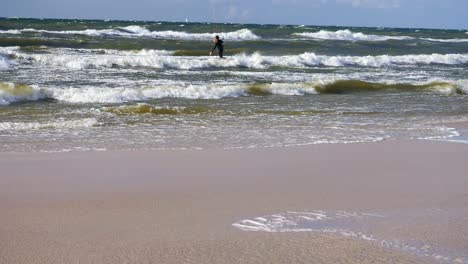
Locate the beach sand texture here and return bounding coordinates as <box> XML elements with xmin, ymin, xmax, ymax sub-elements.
<box><xmin>1</xmin><ymin>140</ymin><xmax>467</xmax><ymax>263</ymax></box>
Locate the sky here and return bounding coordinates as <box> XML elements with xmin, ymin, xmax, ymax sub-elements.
<box><xmin>1</xmin><ymin>0</ymin><xmax>467</xmax><ymax>29</ymax></box>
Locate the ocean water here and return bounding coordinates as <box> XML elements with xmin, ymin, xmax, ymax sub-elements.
<box><xmin>0</xmin><ymin>18</ymin><xmax>467</xmax><ymax>152</ymax></box>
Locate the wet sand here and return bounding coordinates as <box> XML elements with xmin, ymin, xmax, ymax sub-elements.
<box><xmin>1</xmin><ymin>140</ymin><xmax>467</xmax><ymax>263</ymax></box>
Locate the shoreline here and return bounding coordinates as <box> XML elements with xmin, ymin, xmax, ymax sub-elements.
<box><xmin>1</xmin><ymin>139</ymin><xmax>467</xmax><ymax>263</ymax></box>
<box><xmin>1</xmin><ymin>120</ymin><xmax>467</xmax><ymax>155</ymax></box>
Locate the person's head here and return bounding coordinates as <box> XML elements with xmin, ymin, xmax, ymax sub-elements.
<box><xmin>215</xmin><ymin>35</ymin><xmax>220</xmax><ymax>40</ymax></box>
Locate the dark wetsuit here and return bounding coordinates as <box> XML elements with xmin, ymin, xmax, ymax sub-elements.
<box><xmin>211</xmin><ymin>39</ymin><xmax>224</xmax><ymax>58</ymax></box>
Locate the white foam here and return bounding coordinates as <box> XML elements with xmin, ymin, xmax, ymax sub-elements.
<box><xmin>0</xmin><ymin>118</ymin><xmax>98</xmax><ymax>131</ymax></box>
<box><xmin>232</xmin><ymin>210</ymin><xmax>379</xmax><ymax>232</ymax></box>
<box><xmin>0</xmin><ymin>47</ymin><xmax>17</xmax><ymax>70</ymax></box>
<box><xmin>294</xmin><ymin>30</ymin><xmax>468</xmax><ymax>43</ymax></box>
<box><xmin>294</xmin><ymin>29</ymin><xmax>413</xmax><ymax>41</ymax></box>
<box><xmin>142</xmin><ymin>28</ymin><xmax>260</xmax><ymax>41</ymax></box>
<box><xmin>0</xmin><ymin>29</ymin><xmax>22</xmax><ymax>34</ymax></box>
<box><xmin>0</xmin><ymin>55</ymin><xmax>12</xmax><ymax>70</ymax></box>
<box><xmin>9</xmin><ymin>48</ymin><xmax>468</xmax><ymax>70</ymax></box>
<box><xmin>421</xmin><ymin>38</ymin><xmax>468</xmax><ymax>43</ymax></box>
<box><xmin>0</xmin><ymin>46</ymin><xmax>20</xmax><ymax>53</ymax></box>
<box><xmin>7</xmin><ymin>26</ymin><xmax>260</xmax><ymax>41</ymax></box>
<box><xmin>100</xmin><ymin>49</ymin><xmax>173</xmax><ymax>56</ymax></box>
<box><xmin>49</xmin><ymin>84</ymin><xmax>246</xmax><ymax>103</ymax></box>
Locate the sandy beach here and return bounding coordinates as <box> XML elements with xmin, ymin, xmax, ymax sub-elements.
<box><xmin>1</xmin><ymin>139</ymin><xmax>467</xmax><ymax>263</ymax></box>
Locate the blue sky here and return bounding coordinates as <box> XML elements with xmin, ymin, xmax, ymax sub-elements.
<box><xmin>1</xmin><ymin>0</ymin><xmax>467</xmax><ymax>29</ymax></box>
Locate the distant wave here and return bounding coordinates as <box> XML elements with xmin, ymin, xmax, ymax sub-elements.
<box><xmin>0</xmin><ymin>29</ymin><xmax>21</xmax><ymax>34</ymax></box>
<box><xmin>420</xmin><ymin>38</ymin><xmax>468</xmax><ymax>43</ymax></box>
<box><xmin>293</xmin><ymin>29</ymin><xmax>413</xmax><ymax>41</ymax></box>
<box><xmin>0</xmin><ymin>26</ymin><xmax>260</xmax><ymax>41</ymax></box>
<box><xmin>6</xmin><ymin>47</ymin><xmax>468</xmax><ymax>70</ymax></box>
<box><xmin>294</xmin><ymin>29</ymin><xmax>468</xmax><ymax>43</ymax></box>
<box><xmin>3</xmin><ymin>27</ymin><xmax>468</xmax><ymax>43</ymax></box>
<box><xmin>1</xmin><ymin>80</ymin><xmax>464</xmax><ymax>105</ymax></box>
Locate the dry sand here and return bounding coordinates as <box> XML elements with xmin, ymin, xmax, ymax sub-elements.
<box><xmin>1</xmin><ymin>140</ymin><xmax>467</xmax><ymax>263</ymax></box>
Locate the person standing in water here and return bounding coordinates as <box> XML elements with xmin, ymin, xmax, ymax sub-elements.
<box><xmin>209</xmin><ymin>35</ymin><xmax>224</xmax><ymax>58</ymax></box>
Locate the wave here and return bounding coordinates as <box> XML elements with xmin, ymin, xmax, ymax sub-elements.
<box><xmin>315</xmin><ymin>80</ymin><xmax>465</xmax><ymax>95</ymax></box>
<box><xmin>102</xmin><ymin>104</ymin><xmax>217</xmax><ymax>115</ymax></box>
<box><xmin>0</xmin><ymin>118</ymin><xmax>98</xmax><ymax>131</ymax></box>
<box><xmin>1</xmin><ymin>80</ymin><xmax>464</xmax><ymax>105</ymax></box>
<box><xmin>0</xmin><ymin>29</ymin><xmax>22</xmax><ymax>34</ymax></box>
<box><xmin>7</xmin><ymin>48</ymin><xmax>468</xmax><ymax>69</ymax></box>
<box><xmin>294</xmin><ymin>30</ymin><xmax>468</xmax><ymax>43</ymax></box>
<box><xmin>0</xmin><ymin>55</ymin><xmax>11</xmax><ymax>70</ymax></box>
<box><xmin>420</xmin><ymin>38</ymin><xmax>468</xmax><ymax>43</ymax></box>
<box><xmin>174</xmin><ymin>48</ymin><xmax>247</xmax><ymax>56</ymax></box>
<box><xmin>294</xmin><ymin>29</ymin><xmax>413</xmax><ymax>41</ymax></box>
<box><xmin>0</xmin><ymin>26</ymin><xmax>260</xmax><ymax>41</ymax></box>
<box><xmin>0</xmin><ymin>82</ymin><xmax>48</xmax><ymax>105</ymax></box>
<box><xmin>102</xmin><ymin>103</ymin><xmax>383</xmax><ymax>117</ymax></box>
<box><xmin>0</xmin><ymin>48</ymin><xmax>16</xmax><ymax>69</ymax></box>
<box><xmin>50</xmin><ymin>84</ymin><xmax>247</xmax><ymax>102</ymax></box>
<box><xmin>248</xmin><ymin>80</ymin><xmax>465</xmax><ymax>96</ymax></box>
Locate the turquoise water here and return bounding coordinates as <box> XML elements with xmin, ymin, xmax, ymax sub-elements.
<box><xmin>0</xmin><ymin>18</ymin><xmax>467</xmax><ymax>152</ymax></box>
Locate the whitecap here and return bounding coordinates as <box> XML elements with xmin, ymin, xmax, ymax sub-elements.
<box><xmin>421</xmin><ymin>38</ymin><xmax>468</xmax><ymax>43</ymax></box>
<box><xmin>294</xmin><ymin>29</ymin><xmax>413</xmax><ymax>41</ymax></box>
<box><xmin>0</xmin><ymin>29</ymin><xmax>22</xmax><ymax>34</ymax></box>
<box><xmin>6</xmin><ymin>26</ymin><xmax>261</xmax><ymax>41</ymax></box>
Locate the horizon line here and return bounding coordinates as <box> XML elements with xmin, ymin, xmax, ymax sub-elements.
<box><xmin>1</xmin><ymin>16</ymin><xmax>467</xmax><ymax>31</ymax></box>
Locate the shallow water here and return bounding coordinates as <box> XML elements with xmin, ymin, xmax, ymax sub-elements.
<box><xmin>233</xmin><ymin>208</ymin><xmax>468</xmax><ymax>263</ymax></box>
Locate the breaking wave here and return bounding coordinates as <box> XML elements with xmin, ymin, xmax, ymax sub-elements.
<box><xmin>0</xmin><ymin>48</ymin><xmax>16</xmax><ymax>69</ymax></box>
<box><xmin>0</xmin><ymin>29</ymin><xmax>22</xmax><ymax>34</ymax></box>
<box><xmin>0</xmin><ymin>55</ymin><xmax>11</xmax><ymax>69</ymax></box>
<box><xmin>294</xmin><ymin>29</ymin><xmax>468</xmax><ymax>43</ymax></box>
<box><xmin>315</xmin><ymin>80</ymin><xmax>465</xmax><ymax>95</ymax></box>
<box><xmin>1</xmin><ymin>80</ymin><xmax>464</xmax><ymax>105</ymax></box>
<box><xmin>0</xmin><ymin>82</ymin><xmax>48</xmax><ymax>106</ymax></box>
<box><xmin>102</xmin><ymin>104</ymin><xmax>217</xmax><ymax>115</ymax></box>
<box><xmin>7</xmin><ymin>48</ymin><xmax>468</xmax><ymax>69</ymax></box>
<box><xmin>49</xmin><ymin>84</ymin><xmax>246</xmax><ymax>102</ymax></box>
<box><xmin>0</xmin><ymin>26</ymin><xmax>260</xmax><ymax>41</ymax></box>
<box><xmin>294</xmin><ymin>29</ymin><xmax>413</xmax><ymax>41</ymax></box>
<box><xmin>420</xmin><ymin>38</ymin><xmax>468</xmax><ymax>43</ymax></box>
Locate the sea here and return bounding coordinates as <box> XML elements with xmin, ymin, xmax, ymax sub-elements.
<box><xmin>1</xmin><ymin>18</ymin><xmax>467</xmax><ymax>152</ymax></box>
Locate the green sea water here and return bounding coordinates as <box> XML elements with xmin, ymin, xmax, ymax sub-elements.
<box><xmin>0</xmin><ymin>18</ymin><xmax>467</xmax><ymax>152</ymax></box>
